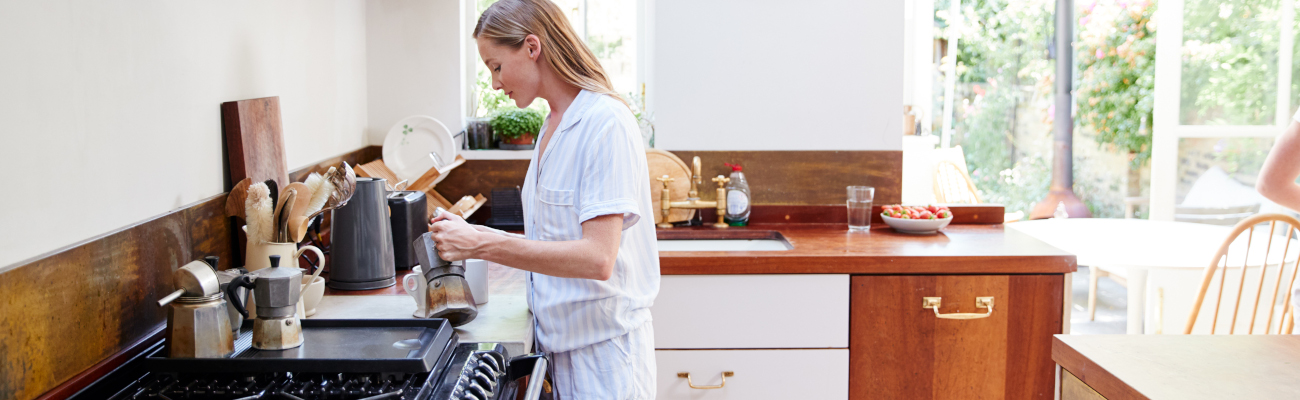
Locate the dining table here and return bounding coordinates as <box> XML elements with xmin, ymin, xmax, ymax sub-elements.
<box><xmin>1009</xmin><ymin>218</ymin><xmax>1298</xmax><ymax>334</ymax></box>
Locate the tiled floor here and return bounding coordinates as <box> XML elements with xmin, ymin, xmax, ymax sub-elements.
<box><xmin>1069</xmin><ymin>266</ymin><xmax>1127</xmax><ymax>334</ymax></box>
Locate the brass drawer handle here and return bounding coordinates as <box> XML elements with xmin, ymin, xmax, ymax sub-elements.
<box><xmin>677</xmin><ymin>371</ymin><xmax>734</xmax><ymax>389</ymax></box>
<box><xmin>922</xmin><ymin>296</ymin><xmax>994</xmax><ymax>319</ymax></box>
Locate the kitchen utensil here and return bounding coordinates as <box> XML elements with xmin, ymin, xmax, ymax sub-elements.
<box><xmin>215</xmin><ymin>267</ymin><xmax>249</xmax><ymax>332</ymax></box>
<box><xmin>221</xmin><ymin>96</ymin><xmax>291</xmax><ymax>187</ymax></box>
<box><xmin>241</xmin><ymin>226</ymin><xmax>325</xmax><ymax>272</ymax></box>
<box><xmin>328</xmin><ymin>177</ymin><xmax>397</xmax><ymax>290</ymax></box>
<box><xmin>283</xmin><ymin>182</ymin><xmax>313</xmax><ymax>243</ymax></box>
<box><xmin>412</xmin><ymin>231</ymin><xmax>477</xmax><ymax>326</ymax></box>
<box><xmin>383</xmin><ymin>115</ymin><xmax>457</xmax><ymax>183</ymax></box>
<box><xmin>880</xmin><ymin>214</ymin><xmax>953</xmax><ymax>234</ymax></box>
<box><xmin>245</xmin><ymin>182</ymin><xmax>274</xmax><ymax>244</ymax></box>
<box><xmin>158</xmin><ymin>260</ymin><xmax>234</xmax><ymax>358</ymax></box>
<box><xmin>291</xmin><ymin>163</ymin><xmax>357</xmax><ymax>243</ymax></box>
<box><xmin>264</xmin><ymin>179</ymin><xmax>279</xmax><ymax>213</ymax></box>
<box><xmin>646</xmin><ymin>149</ymin><xmax>695</xmax><ymax>224</ymax></box>
<box><xmin>389</xmin><ymin>191</ymin><xmax>429</xmax><ymax>270</ymax></box>
<box><xmin>273</xmin><ymin>189</ymin><xmax>295</xmax><ymax>243</ymax></box>
<box><xmin>226</xmin><ymin>255</ymin><xmax>305</xmax><ymax>350</ymax></box>
<box><xmin>464</xmin><ymin>259</ymin><xmax>489</xmax><ymax>305</ymax></box>
<box><xmin>225</xmin><ymin>178</ymin><xmax>252</xmax><ymax>219</ymax></box>
<box><xmin>402</xmin><ymin>266</ymin><xmax>429</xmax><ymax>318</ymax></box>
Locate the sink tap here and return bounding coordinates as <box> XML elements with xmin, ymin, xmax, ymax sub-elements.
<box><xmin>656</xmin><ymin>156</ymin><xmax>729</xmax><ymax>229</ymax></box>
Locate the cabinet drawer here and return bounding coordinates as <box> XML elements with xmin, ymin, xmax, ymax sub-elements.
<box><xmin>651</xmin><ymin>274</ymin><xmax>849</xmax><ymax>348</ymax></box>
<box><xmin>656</xmin><ymin>349</ymin><xmax>848</xmax><ymax>399</ymax></box>
<box><xmin>849</xmin><ymin>275</ymin><xmax>1064</xmax><ymax>400</ymax></box>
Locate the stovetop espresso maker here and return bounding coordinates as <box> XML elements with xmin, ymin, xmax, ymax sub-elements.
<box><xmin>225</xmin><ymin>255</ymin><xmax>304</xmax><ymax>350</ymax></box>
<box><xmin>413</xmin><ymin>232</ymin><xmax>478</xmax><ymax>326</ymax></box>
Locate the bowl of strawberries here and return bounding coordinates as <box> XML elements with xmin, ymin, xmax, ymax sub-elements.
<box><xmin>880</xmin><ymin>204</ymin><xmax>953</xmax><ymax>234</ymax></box>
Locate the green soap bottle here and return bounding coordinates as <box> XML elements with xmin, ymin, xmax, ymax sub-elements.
<box><xmin>724</xmin><ymin>163</ymin><xmax>750</xmax><ymax>226</ymax></box>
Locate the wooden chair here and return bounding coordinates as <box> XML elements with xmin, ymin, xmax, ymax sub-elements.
<box><xmin>1184</xmin><ymin>213</ymin><xmax>1300</xmax><ymax>334</ymax></box>
<box><xmin>933</xmin><ymin>160</ymin><xmax>981</xmax><ymax>204</ymax></box>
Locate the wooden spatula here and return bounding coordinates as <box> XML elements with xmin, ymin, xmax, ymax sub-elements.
<box><xmin>225</xmin><ymin>178</ymin><xmax>253</xmax><ymax>219</ymax></box>
<box><xmin>283</xmin><ymin>182</ymin><xmax>313</xmax><ymax>243</ymax></box>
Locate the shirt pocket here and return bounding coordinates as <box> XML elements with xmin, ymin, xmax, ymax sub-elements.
<box><xmin>536</xmin><ymin>185</ymin><xmax>580</xmax><ymax>241</ymax></box>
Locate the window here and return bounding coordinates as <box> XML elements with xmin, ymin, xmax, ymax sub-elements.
<box><xmin>471</xmin><ymin>0</ymin><xmax>642</xmax><ymax>118</ymax></box>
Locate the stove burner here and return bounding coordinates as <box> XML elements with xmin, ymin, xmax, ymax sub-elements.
<box><xmin>107</xmin><ymin>371</ymin><xmax>427</xmax><ymax>400</ymax></box>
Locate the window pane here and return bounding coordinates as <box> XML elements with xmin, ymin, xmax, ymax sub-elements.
<box><xmin>1175</xmin><ymin>137</ymin><xmax>1274</xmax><ymax>207</ymax></box>
<box><xmin>584</xmin><ymin>0</ymin><xmax>638</xmax><ymax>96</ymax></box>
<box><xmin>1180</xmin><ymin>0</ymin><xmax>1280</xmax><ymax>125</ymax></box>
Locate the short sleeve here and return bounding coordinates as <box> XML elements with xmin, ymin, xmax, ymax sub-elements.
<box><xmin>577</xmin><ymin>114</ymin><xmax>644</xmax><ymax>231</ymax></box>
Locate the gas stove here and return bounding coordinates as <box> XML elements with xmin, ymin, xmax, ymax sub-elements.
<box><xmin>71</xmin><ymin>320</ymin><xmax>551</xmax><ymax>400</ymax></box>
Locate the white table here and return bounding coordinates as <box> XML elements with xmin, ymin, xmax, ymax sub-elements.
<box><xmin>1010</xmin><ymin>219</ymin><xmax>1298</xmax><ymax>334</ymax></box>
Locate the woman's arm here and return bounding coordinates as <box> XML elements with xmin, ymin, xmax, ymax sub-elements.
<box><xmin>1257</xmin><ymin>121</ymin><xmax>1300</xmax><ymax>212</ymax></box>
<box><xmin>429</xmin><ymin>211</ymin><xmax>623</xmax><ymax>281</ymax></box>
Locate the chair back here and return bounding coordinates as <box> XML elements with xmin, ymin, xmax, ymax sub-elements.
<box><xmin>1184</xmin><ymin>213</ymin><xmax>1300</xmax><ymax>334</ymax></box>
<box><xmin>933</xmin><ymin>160</ymin><xmax>981</xmax><ymax>204</ymax></box>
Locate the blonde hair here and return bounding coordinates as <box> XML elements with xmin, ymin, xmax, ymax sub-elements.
<box><xmin>474</xmin><ymin>0</ymin><xmax>625</xmax><ymax>105</ymax></box>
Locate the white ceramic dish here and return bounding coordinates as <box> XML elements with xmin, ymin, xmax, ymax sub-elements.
<box><xmin>383</xmin><ymin>116</ymin><xmax>456</xmax><ymax>183</ymax></box>
<box><xmin>881</xmin><ymin>214</ymin><xmax>953</xmax><ymax>234</ymax></box>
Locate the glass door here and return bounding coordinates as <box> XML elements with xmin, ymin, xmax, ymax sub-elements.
<box><xmin>1150</xmin><ymin>0</ymin><xmax>1296</xmax><ymax>220</ymax></box>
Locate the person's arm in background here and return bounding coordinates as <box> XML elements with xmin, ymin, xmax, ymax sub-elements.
<box><xmin>1257</xmin><ymin>121</ymin><xmax>1300</xmax><ymax>211</ymax></box>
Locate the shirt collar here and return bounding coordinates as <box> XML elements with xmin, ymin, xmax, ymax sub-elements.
<box><xmin>554</xmin><ymin>89</ymin><xmax>595</xmax><ymax>134</ymax></box>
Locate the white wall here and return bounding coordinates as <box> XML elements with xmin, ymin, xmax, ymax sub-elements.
<box><xmin>650</xmin><ymin>0</ymin><xmax>904</xmax><ymax>151</ymax></box>
<box><xmin>0</xmin><ymin>0</ymin><xmax>369</xmax><ymax>269</ymax></box>
<box><xmin>366</xmin><ymin>0</ymin><xmax>467</xmax><ymax>145</ymax></box>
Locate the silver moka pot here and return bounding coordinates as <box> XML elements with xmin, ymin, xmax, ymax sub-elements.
<box><xmin>226</xmin><ymin>255</ymin><xmax>304</xmax><ymax>350</ymax></box>
<box><xmin>328</xmin><ymin>177</ymin><xmax>397</xmax><ymax>290</ymax></box>
<box><xmin>157</xmin><ymin>259</ymin><xmax>234</xmax><ymax>358</ymax></box>
<box><xmin>413</xmin><ymin>232</ymin><xmax>478</xmax><ymax>326</ymax></box>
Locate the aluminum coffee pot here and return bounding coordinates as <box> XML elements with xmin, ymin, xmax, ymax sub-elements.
<box><xmin>413</xmin><ymin>231</ymin><xmax>478</xmax><ymax>326</ymax></box>
<box><xmin>157</xmin><ymin>259</ymin><xmax>234</xmax><ymax>358</ymax></box>
<box><xmin>226</xmin><ymin>255</ymin><xmax>304</xmax><ymax>350</ymax></box>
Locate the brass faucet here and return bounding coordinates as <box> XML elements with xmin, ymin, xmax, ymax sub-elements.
<box><xmin>656</xmin><ymin>156</ymin><xmax>729</xmax><ymax>229</ymax></box>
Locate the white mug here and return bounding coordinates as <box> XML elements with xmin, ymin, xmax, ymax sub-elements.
<box><xmin>464</xmin><ymin>259</ymin><xmax>489</xmax><ymax>305</ymax></box>
<box><xmin>242</xmin><ymin>226</ymin><xmax>325</xmax><ymax>272</ymax></box>
<box><xmin>403</xmin><ymin>266</ymin><xmax>428</xmax><ymax>318</ymax></box>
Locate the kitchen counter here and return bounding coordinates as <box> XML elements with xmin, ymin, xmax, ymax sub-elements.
<box><xmin>313</xmin><ymin>263</ymin><xmax>533</xmax><ymax>356</ymax></box>
<box><xmin>658</xmin><ymin>223</ymin><xmax>1076</xmax><ymax>275</ymax></box>
<box><xmin>1054</xmin><ymin>334</ymin><xmax>1300</xmax><ymax>399</ymax></box>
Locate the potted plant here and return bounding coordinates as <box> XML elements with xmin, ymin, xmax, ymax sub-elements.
<box><xmin>491</xmin><ymin>108</ymin><xmax>544</xmax><ymax>150</ymax></box>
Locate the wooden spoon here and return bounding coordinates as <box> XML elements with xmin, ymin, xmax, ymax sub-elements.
<box><xmin>283</xmin><ymin>182</ymin><xmax>313</xmax><ymax>243</ymax></box>
<box><xmin>225</xmin><ymin>178</ymin><xmax>252</xmax><ymax>219</ymax></box>
<box><xmin>272</xmin><ymin>188</ymin><xmax>294</xmax><ymax>243</ymax></box>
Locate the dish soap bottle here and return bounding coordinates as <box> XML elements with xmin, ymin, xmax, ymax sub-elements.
<box><xmin>724</xmin><ymin>163</ymin><xmax>750</xmax><ymax>226</ymax></box>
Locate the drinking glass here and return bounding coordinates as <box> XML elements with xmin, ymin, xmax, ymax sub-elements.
<box><xmin>847</xmin><ymin>186</ymin><xmax>875</xmax><ymax>232</ymax></box>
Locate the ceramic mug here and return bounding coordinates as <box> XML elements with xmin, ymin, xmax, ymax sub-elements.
<box><xmin>300</xmin><ymin>275</ymin><xmax>326</xmax><ymax>317</ymax></box>
<box><xmin>242</xmin><ymin>226</ymin><xmax>325</xmax><ymax>272</ymax></box>
<box><xmin>403</xmin><ymin>266</ymin><xmax>428</xmax><ymax>318</ymax></box>
<box><xmin>464</xmin><ymin>259</ymin><xmax>489</xmax><ymax>305</ymax></box>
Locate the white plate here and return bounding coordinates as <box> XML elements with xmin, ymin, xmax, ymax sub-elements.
<box><xmin>881</xmin><ymin>214</ymin><xmax>953</xmax><ymax>234</ymax></box>
<box><xmin>383</xmin><ymin>116</ymin><xmax>456</xmax><ymax>183</ymax></box>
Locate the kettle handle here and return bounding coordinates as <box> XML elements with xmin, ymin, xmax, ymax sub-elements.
<box><xmin>226</xmin><ymin>275</ymin><xmax>255</xmax><ymax>319</ymax></box>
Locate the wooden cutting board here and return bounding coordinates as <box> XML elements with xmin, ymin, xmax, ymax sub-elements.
<box><xmin>647</xmin><ymin>149</ymin><xmax>695</xmax><ymax>224</ymax></box>
<box><xmin>222</xmin><ymin>96</ymin><xmax>290</xmax><ymax>188</ymax></box>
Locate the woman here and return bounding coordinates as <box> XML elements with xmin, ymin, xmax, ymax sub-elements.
<box><xmin>1257</xmin><ymin>109</ymin><xmax>1300</xmax><ymax>211</ymax></box>
<box><xmin>428</xmin><ymin>0</ymin><xmax>658</xmax><ymax>398</ymax></box>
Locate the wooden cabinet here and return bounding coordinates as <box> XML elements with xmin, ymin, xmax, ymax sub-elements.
<box><xmin>849</xmin><ymin>275</ymin><xmax>1064</xmax><ymax>399</ymax></box>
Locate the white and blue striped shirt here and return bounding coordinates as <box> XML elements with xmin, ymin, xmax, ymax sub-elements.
<box><xmin>521</xmin><ymin>89</ymin><xmax>660</xmax><ymax>353</ymax></box>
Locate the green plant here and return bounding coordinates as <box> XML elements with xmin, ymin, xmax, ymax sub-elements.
<box><xmin>490</xmin><ymin>108</ymin><xmax>544</xmax><ymax>139</ymax></box>
<box><xmin>1076</xmin><ymin>0</ymin><xmax>1156</xmax><ymax>169</ymax></box>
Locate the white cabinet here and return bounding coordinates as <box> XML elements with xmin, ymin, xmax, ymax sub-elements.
<box><xmin>655</xmin><ymin>349</ymin><xmax>849</xmax><ymax>399</ymax></box>
<box><xmin>651</xmin><ymin>274</ymin><xmax>850</xmax><ymax>349</ymax></box>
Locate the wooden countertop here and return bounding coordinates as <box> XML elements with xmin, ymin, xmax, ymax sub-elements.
<box><xmin>658</xmin><ymin>223</ymin><xmax>1076</xmax><ymax>275</ymax></box>
<box><xmin>1053</xmin><ymin>334</ymin><xmax>1300</xmax><ymax>399</ymax></box>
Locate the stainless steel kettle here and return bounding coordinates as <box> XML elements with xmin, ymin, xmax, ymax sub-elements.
<box><xmin>226</xmin><ymin>255</ymin><xmax>304</xmax><ymax>350</ymax></box>
<box><xmin>157</xmin><ymin>259</ymin><xmax>234</xmax><ymax>358</ymax></box>
<box><xmin>328</xmin><ymin>177</ymin><xmax>397</xmax><ymax>290</ymax></box>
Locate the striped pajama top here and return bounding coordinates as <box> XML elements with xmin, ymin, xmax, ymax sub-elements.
<box><xmin>520</xmin><ymin>89</ymin><xmax>660</xmax><ymax>353</ymax></box>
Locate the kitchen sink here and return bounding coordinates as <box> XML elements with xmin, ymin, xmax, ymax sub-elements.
<box><xmin>655</xmin><ymin>230</ymin><xmax>792</xmax><ymax>252</ymax></box>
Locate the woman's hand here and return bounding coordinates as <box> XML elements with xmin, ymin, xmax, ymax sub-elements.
<box><xmin>428</xmin><ymin>210</ymin><xmax>484</xmax><ymax>261</ymax></box>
